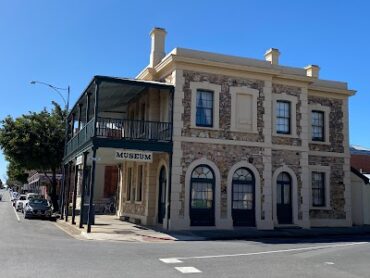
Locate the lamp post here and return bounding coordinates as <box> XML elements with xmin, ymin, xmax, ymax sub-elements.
<box><xmin>30</xmin><ymin>80</ymin><xmax>70</xmax><ymax>217</ymax></box>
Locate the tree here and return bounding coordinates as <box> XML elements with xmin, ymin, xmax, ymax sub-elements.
<box><xmin>6</xmin><ymin>158</ymin><xmax>28</xmax><ymax>184</ymax></box>
<box><xmin>0</xmin><ymin>102</ymin><xmax>66</xmax><ymax>211</ymax></box>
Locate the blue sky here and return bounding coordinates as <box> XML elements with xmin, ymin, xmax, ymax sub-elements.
<box><xmin>0</xmin><ymin>0</ymin><xmax>369</xmax><ymax>181</ymax></box>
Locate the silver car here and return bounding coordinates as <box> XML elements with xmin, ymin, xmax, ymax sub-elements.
<box><xmin>24</xmin><ymin>199</ymin><xmax>52</xmax><ymax>219</ymax></box>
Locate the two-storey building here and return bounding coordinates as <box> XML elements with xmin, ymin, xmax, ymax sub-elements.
<box><xmin>61</xmin><ymin>28</ymin><xmax>355</xmax><ymax>232</ymax></box>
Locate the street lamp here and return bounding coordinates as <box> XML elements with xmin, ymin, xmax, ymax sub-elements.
<box><xmin>30</xmin><ymin>80</ymin><xmax>71</xmax><ymax>217</ymax></box>
<box><xmin>30</xmin><ymin>80</ymin><xmax>70</xmax><ymax>111</ymax></box>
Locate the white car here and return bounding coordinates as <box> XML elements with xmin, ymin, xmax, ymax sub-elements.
<box><xmin>22</xmin><ymin>193</ymin><xmax>41</xmax><ymax>212</ymax></box>
<box><xmin>15</xmin><ymin>195</ymin><xmax>27</xmax><ymax>211</ymax></box>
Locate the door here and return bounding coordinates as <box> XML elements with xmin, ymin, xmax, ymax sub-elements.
<box><xmin>190</xmin><ymin>165</ymin><xmax>215</xmax><ymax>226</ymax></box>
<box><xmin>276</xmin><ymin>172</ymin><xmax>293</xmax><ymax>224</ymax></box>
<box><xmin>158</xmin><ymin>167</ymin><xmax>167</xmax><ymax>224</ymax></box>
<box><xmin>232</xmin><ymin>168</ymin><xmax>256</xmax><ymax>227</ymax></box>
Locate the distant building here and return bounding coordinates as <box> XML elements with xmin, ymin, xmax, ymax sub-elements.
<box><xmin>350</xmin><ymin>145</ymin><xmax>370</xmax><ymax>173</ymax></box>
<box><xmin>27</xmin><ymin>171</ymin><xmax>62</xmax><ymax>200</ymax></box>
<box><xmin>62</xmin><ymin>28</ymin><xmax>355</xmax><ymax>231</ymax></box>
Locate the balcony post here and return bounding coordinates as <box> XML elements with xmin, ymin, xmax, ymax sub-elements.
<box><xmin>85</xmin><ymin>93</ymin><xmax>91</xmax><ymax>139</ymax></box>
<box><xmin>79</xmin><ymin>151</ymin><xmax>89</xmax><ymax>228</ymax></box>
<box><xmin>71</xmin><ymin>164</ymin><xmax>79</xmax><ymax>225</ymax></box>
<box><xmin>71</xmin><ymin>113</ymin><xmax>75</xmax><ymax>138</ymax></box>
<box><xmin>59</xmin><ymin>163</ymin><xmax>68</xmax><ymax>219</ymax></box>
<box><xmin>87</xmin><ymin>147</ymin><xmax>97</xmax><ymax>233</ymax></box>
<box><xmin>64</xmin><ymin>162</ymin><xmax>73</xmax><ymax>222</ymax></box>
<box><xmin>93</xmin><ymin>80</ymin><xmax>100</xmax><ymax>137</ymax></box>
<box><xmin>77</xmin><ymin>103</ymin><xmax>82</xmax><ymax>131</ymax></box>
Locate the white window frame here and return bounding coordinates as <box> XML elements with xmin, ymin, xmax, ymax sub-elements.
<box><xmin>190</xmin><ymin>81</ymin><xmax>221</xmax><ymax>130</ymax></box>
<box><xmin>230</xmin><ymin>86</ymin><xmax>258</xmax><ymax>133</ymax></box>
<box><xmin>309</xmin><ymin>165</ymin><xmax>331</xmax><ymax>210</ymax></box>
<box><xmin>309</xmin><ymin>104</ymin><xmax>330</xmax><ymax>145</ymax></box>
<box><xmin>272</xmin><ymin>94</ymin><xmax>298</xmax><ymax>137</ymax></box>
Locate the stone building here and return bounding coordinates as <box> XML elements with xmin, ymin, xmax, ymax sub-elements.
<box><xmin>61</xmin><ymin>28</ymin><xmax>355</xmax><ymax>232</ymax></box>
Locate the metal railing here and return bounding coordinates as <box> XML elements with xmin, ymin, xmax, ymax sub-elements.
<box><xmin>96</xmin><ymin>117</ymin><xmax>172</xmax><ymax>142</ymax></box>
<box><xmin>66</xmin><ymin>119</ymin><xmax>95</xmax><ymax>155</ymax></box>
<box><xmin>65</xmin><ymin>117</ymin><xmax>172</xmax><ymax>156</ymax></box>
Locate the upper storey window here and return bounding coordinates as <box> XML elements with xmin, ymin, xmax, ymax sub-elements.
<box><xmin>276</xmin><ymin>101</ymin><xmax>291</xmax><ymax>134</ymax></box>
<box><xmin>312</xmin><ymin>111</ymin><xmax>325</xmax><ymax>141</ymax></box>
<box><xmin>196</xmin><ymin>90</ymin><xmax>214</xmax><ymax>127</ymax></box>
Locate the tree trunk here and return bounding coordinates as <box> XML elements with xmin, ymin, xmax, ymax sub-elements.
<box><xmin>50</xmin><ymin>168</ymin><xmax>59</xmax><ymax>212</ymax></box>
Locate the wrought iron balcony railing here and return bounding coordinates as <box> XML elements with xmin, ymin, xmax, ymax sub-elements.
<box><xmin>65</xmin><ymin>117</ymin><xmax>172</xmax><ymax>157</ymax></box>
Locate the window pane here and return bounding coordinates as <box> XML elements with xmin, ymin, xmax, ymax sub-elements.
<box><xmin>312</xmin><ymin>172</ymin><xmax>325</xmax><ymax>206</ymax></box>
<box><xmin>276</xmin><ymin>101</ymin><xmax>290</xmax><ymax>134</ymax></box>
<box><xmin>196</xmin><ymin>90</ymin><xmax>214</xmax><ymax>127</ymax></box>
<box><xmin>312</xmin><ymin>111</ymin><xmax>324</xmax><ymax>141</ymax></box>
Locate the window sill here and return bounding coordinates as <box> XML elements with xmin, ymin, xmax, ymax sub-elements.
<box><xmin>134</xmin><ymin>201</ymin><xmax>143</xmax><ymax>205</ymax></box>
<box><xmin>310</xmin><ymin>140</ymin><xmax>330</xmax><ymax>146</ymax></box>
<box><xmin>310</xmin><ymin>206</ymin><xmax>331</xmax><ymax>211</ymax></box>
<box><xmin>190</xmin><ymin>125</ymin><xmax>221</xmax><ymax>131</ymax></box>
<box><xmin>273</xmin><ymin>132</ymin><xmax>298</xmax><ymax>139</ymax></box>
<box><xmin>230</xmin><ymin>128</ymin><xmax>258</xmax><ymax>134</ymax></box>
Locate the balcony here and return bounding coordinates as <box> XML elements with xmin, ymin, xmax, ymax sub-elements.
<box><xmin>65</xmin><ymin>118</ymin><xmax>172</xmax><ymax>157</ymax></box>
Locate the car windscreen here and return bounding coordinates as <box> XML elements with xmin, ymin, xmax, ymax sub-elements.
<box><xmin>29</xmin><ymin>199</ymin><xmax>48</xmax><ymax>206</ymax></box>
<box><xmin>19</xmin><ymin>197</ymin><xmax>26</xmax><ymax>200</ymax></box>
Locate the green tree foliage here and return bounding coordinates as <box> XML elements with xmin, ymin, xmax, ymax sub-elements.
<box><xmin>6</xmin><ymin>158</ymin><xmax>28</xmax><ymax>184</ymax></box>
<box><xmin>0</xmin><ymin>102</ymin><xmax>66</xmax><ymax>210</ymax></box>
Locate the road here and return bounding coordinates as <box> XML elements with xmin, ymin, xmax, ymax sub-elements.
<box><xmin>1</xmin><ymin>188</ymin><xmax>370</xmax><ymax>278</ymax></box>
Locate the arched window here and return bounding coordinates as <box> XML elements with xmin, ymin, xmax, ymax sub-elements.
<box><xmin>232</xmin><ymin>167</ymin><xmax>255</xmax><ymax>226</ymax></box>
<box><xmin>190</xmin><ymin>165</ymin><xmax>215</xmax><ymax>226</ymax></box>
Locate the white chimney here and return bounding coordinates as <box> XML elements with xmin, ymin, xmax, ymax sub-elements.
<box><xmin>149</xmin><ymin>27</ymin><xmax>167</xmax><ymax>68</ymax></box>
<box><xmin>264</xmin><ymin>48</ymin><xmax>280</xmax><ymax>65</ymax></box>
<box><xmin>304</xmin><ymin>65</ymin><xmax>320</xmax><ymax>78</ymax></box>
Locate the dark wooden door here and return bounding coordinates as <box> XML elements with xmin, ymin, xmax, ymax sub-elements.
<box><xmin>158</xmin><ymin>167</ymin><xmax>167</xmax><ymax>224</ymax></box>
<box><xmin>104</xmin><ymin>166</ymin><xmax>118</xmax><ymax>198</ymax></box>
<box><xmin>277</xmin><ymin>173</ymin><xmax>293</xmax><ymax>224</ymax></box>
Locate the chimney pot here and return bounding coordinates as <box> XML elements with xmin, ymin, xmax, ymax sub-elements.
<box><xmin>264</xmin><ymin>48</ymin><xmax>280</xmax><ymax>65</ymax></box>
<box><xmin>149</xmin><ymin>27</ymin><xmax>167</xmax><ymax>68</ymax></box>
<box><xmin>304</xmin><ymin>65</ymin><xmax>320</xmax><ymax>78</ymax></box>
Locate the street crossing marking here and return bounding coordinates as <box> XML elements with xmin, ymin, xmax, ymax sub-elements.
<box><xmin>160</xmin><ymin>258</ymin><xmax>183</xmax><ymax>264</ymax></box>
<box><xmin>175</xmin><ymin>267</ymin><xmax>202</xmax><ymax>274</ymax></box>
<box><xmin>161</xmin><ymin>242</ymin><xmax>368</xmax><ymax>262</ymax></box>
<box><xmin>325</xmin><ymin>262</ymin><xmax>335</xmax><ymax>265</ymax></box>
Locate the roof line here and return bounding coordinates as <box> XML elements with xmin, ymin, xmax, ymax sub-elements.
<box><xmin>351</xmin><ymin>167</ymin><xmax>370</xmax><ymax>184</ymax></box>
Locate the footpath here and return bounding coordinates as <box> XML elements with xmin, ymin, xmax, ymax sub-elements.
<box><xmin>55</xmin><ymin>214</ymin><xmax>370</xmax><ymax>243</ymax></box>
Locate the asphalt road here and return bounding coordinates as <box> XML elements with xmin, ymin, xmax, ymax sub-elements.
<box><xmin>1</xmin><ymin>188</ymin><xmax>370</xmax><ymax>278</ymax></box>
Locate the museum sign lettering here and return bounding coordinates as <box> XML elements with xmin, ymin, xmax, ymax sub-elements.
<box><xmin>115</xmin><ymin>150</ymin><xmax>153</xmax><ymax>163</ymax></box>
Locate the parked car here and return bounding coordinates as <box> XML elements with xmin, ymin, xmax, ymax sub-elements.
<box><xmin>24</xmin><ymin>199</ymin><xmax>52</xmax><ymax>219</ymax></box>
<box><xmin>15</xmin><ymin>195</ymin><xmax>27</xmax><ymax>212</ymax></box>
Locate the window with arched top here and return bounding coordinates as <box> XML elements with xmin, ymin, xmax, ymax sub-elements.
<box><xmin>232</xmin><ymin>167</ymin><xmax>256</xmax><ymax>227</ymax></box>
<box><xmin>276</xmin><ymin>171</ymin><xmax>293</xmax><ymax>224</ymax></box>
<box><xmin>190</xmin><ymin>165</ymin><xmax>215</xmax><ymax>226</ymax></box>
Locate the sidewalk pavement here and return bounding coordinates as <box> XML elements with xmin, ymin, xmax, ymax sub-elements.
<box><xmin>55</xmin><ymin>214</ymin><xmax>370</xmax><ymax>243</ymax></box>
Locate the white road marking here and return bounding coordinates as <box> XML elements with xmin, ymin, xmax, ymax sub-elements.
<box><xmin>325</xmin><ymin>262</ymin><xmax>335</xmax><ymax>265</ymax></box>
<box><xmin>13</xmin><ymin>206</ymin><xmax>20</xmax><ymax>222</ymax></box>
<box><xmin>161</xmin><ymin>242</ymin><xmax>368</xmax><ymax>262</ymax></box>
<box><xmin>160</xmin><ymin>258</ymin><xmax>183</xmax><ymax>264</ymax></box>
<box><xmin>175</xmin><ymin>267</ymin><xmax>202</xmax><ymax>274</ymax></box>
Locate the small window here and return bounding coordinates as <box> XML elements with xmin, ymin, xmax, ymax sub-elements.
<box><xmin>312</xmin><ymin>172</ymin><xmax>325</xmax><ymax>207</ymax></box>
<box><xmin>196</xmin><ymin>90</ymin><xmax>214</xmax><ymax>127</ymax></box>
<box><xmin>276</xmin><ymin>101</ymin><xmax>291</xmax><ymax>134</ymax></box>
<box><xmin>126</xmin><ymin>168</ymin><xmax>132</xmax><ymax>201</ymax></box>
<box><xmin>312</xmin><ymin>111</ymin><xmax>325</xmax><ymax>141</ymax></box>
<box><xmin>136</xmin><ymin>165</ymin><xmax>144</xmax><ymax>202</ymax></box>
